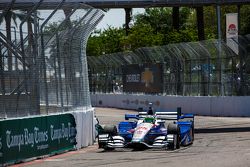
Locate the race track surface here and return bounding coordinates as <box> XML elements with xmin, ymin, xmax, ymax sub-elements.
<box><xmin>18</xmin><ymin>107</ymin><xmax>250</xmax><ymax>167</ymax></box>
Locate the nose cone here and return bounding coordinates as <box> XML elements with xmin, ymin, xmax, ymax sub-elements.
<box><xmin>132</xmin><ymin>123</ymin><xmax>153</xmax><ymax>142</ymax></box>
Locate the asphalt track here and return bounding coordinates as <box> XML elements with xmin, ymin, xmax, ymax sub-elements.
<box><xmin>15</xmin><ymin>107</ymin><xmax>250</xmax><ymax>167</ymax></box>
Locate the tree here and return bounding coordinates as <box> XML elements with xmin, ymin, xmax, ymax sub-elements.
<box><xmin>4</xmin><ymin>11</ymin><xmax>13</xmax><ymax>71</ymax></box>
<box><xmin>196</xmin><ymin>7</ymin><xmax>205</xmax><ymax>41</ymax></box>
<box><xmin>133</xmin><ymin>8</ymin><xmax>172</xmax><ymax>34</ymax></box>
<box><xmin>240</xmin><ymin>5</ymin><xmax>250</xmax><ymax>35</ymax></box>
<box><xmin>172</xmin><ymin>7</ymin><xmax>180</xmax><ymax>31</ymax></box>
<box><xmin>165</xmin><ymin>29</ymin><xmax>198</xmax><ymax>44</ymax></box>
<box><xmin>86</xmin><ymin>31</ymin><xmax>104</xmax><ymax>56</ymax></box>
<box><xmin>124</xmin><ymin>24</ymin><xmax>164</xmax><ymax>50</ymax></box>
<box><xmin>87</xmin><ymin>27</ymin><xmax>125</xmax><ymax>56</ymax></box>
<box><xmin>86</xmin><ymin>6</ymin><xmax>250</xmax><ymax>57</ymax></box>
<box><xmin>0</xmin><ymin>10</ymin><xmax>25</xmax><ymax>71</ymax></box>
<box><xmin>124</xmin><ymin>8</ymin><xmax>132</xmax><ymax>35</ymax></box>
<box><xmin>87</xmin><ymin>8</ymin><xmax>197</xmax><ymax>56</ymax></box>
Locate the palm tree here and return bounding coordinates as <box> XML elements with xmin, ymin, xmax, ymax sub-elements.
<box><xmin>1</xmin><ymin>10</ymin><xmax>14</xmax><ymax>71</ymax></box>
<box><xmin>22</xmin><ymin>10</ymin><xmax>35</xmax><ymax>65</ymax></box>
<box><xmin>0</xmin><ymin>10</ymin><xmax>25</xmax><ymax>71</ymax></box>
<box><xmin>62</xmin><ymin>8</ymin><xmax>78</xmax><ymax>106</ymax></box>
<box><xmin>172</xmin><ymin>7</ymin><xmax>179</xmax><ymax>31</ymax></box>
<box><xmin>196</xmin><ymin>7</ymin><xmax>205</xmax><ymax>41</ymax></box>
<box><xmin>125</xmin><ymin>8</ymin><xmax>132</xmax><ymax>36</ymax></box>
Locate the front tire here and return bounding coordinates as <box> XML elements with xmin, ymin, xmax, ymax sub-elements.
<box><xmin>167</xmin><ymin>123</ymin><xmax>181</xmax><ymax>150</ymax></box>
<box><xmin>103</xmin><ymin>125</ymin><xmax>118</xmax><ymax>135</ymax></box>
<box><xmin>98</xmin><ymin>125</ymin><xmax>117</xmax><ymax>150</ymax></box>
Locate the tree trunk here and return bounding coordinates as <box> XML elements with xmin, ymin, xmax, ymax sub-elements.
<box><xmin>172</xmin><ymin>7</ymin><xmax>180</xmax><ymax>31</ymax></box>
<box><xmin>125</xmin><ymin>8</ymin><xmax>132</xmax><ymax>36</ymax></box>
<box><xmin>63</xmin><ymin>8</ymin><xmax>73</xmax><ymax>29</ymax></box>
<box><xmin>196</xmin><ymin>7</ymin><xmax>206</xmax><ymax>95</ymax></box>
<box><xmin>196</xmin><ymin>7</ymin><xmax>205</xmax><ymax>41</ymax></box>
<box><xmin>5</xmin><ymin>12</ymin><xmax>12</xmax><ymax>71</ymax></box>
<box><xmin>0</xmin><ymin>43</ymin><xmax>6</xmax><ymax>94</ymax></box>
<box><xmin>27</xmin><ymin>17</ymin><xmax>34</xmax><ymax>65</ymax></box>
<box><xmin>63</xmin><ymin>8</ymin><xmax>78</xmax><ymax>106</ymax></box>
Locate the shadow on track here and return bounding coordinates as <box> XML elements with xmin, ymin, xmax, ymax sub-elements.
<box><xmin>195</xmin><ymin>127</ymin><xmax>250</xmax><ymax>134</ymax></box>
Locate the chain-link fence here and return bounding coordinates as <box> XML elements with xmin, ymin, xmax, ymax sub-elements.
<box><xmin>88</xmin><ymin>35</ymin><xmax>250</xmax><ymax>96</ymax></box>
<box><xmin>0</xmin><ymin>2</ymin><xmax>104</xmax><ymax>118</ymax></box>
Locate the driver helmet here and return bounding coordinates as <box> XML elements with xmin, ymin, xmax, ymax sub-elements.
<box><xmin>148</xmin><ymin>102</ymin><xmax>154</xmax><ymax>115</ymax></box>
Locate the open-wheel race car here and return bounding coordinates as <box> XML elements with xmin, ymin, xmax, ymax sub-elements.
<box><xmin>97</xmin><ymin>104</ymin><xmax>194</xmax><ymax>150</ymax></box>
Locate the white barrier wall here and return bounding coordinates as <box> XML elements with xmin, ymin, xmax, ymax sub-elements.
<box><xmin>72</xmin><ymin>107</ymin><xmax>96</xmax><ymax>149</ymax></box>
<box><xmin>91</xmin><ymin>94</ymin><xmax>250</xmax><ymax>117</ymax></box>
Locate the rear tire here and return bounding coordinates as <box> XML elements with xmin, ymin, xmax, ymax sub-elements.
<box><xmin>190</xmin><ymin>125</ymin><xmax>194</xmax><ymax>144</ymax></box>
<box><xmin>192</xmin><ymin>124</ymin><xmax>194</xmax><ymax>140</ymax></box>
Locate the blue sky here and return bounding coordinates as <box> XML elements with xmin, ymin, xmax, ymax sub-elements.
<box><xmin>96</xmin><ymin>8</ymin><xmax>145</xmax><ymax>30</ymax></box>
<box><xmin>0</xmin><ymin>8</ymin><xmax>145</xmax><ymax>36</ymax></box>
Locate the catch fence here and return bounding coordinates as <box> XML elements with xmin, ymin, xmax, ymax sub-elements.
<box><xmin>88</xmin><ymin>35</ymin><xmax>250</xmax><ymax>96</ymax></box>
<box><xmin>0</xmin><ymin>1</ymin><xmax>104</xmax><ymax>118</ymax></box>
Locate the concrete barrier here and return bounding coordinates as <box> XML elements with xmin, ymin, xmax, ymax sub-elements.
<box><xmin>91</xmin><ymin>94</ymin><xmax>250</xmax><ymax>117</ymax></box>
<box><xmin>0</xmin><ymin>107</ymin><xmax>96</xmax><ymax>166</ymax></box>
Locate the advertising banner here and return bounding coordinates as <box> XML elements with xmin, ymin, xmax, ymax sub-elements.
<box><xmin>0</xmin><ymin>114</ymin><xmax>76</xmax><ymax>165</ymax></box>
<box><xmin>226</xmin><ymin>13</ymin><xmax>239</xmax><ymax>55</ymax></box>
<box><xmin>122</xmin><ymin>63</ymin><xmax>163</xmax><ymax>93</ymax></box>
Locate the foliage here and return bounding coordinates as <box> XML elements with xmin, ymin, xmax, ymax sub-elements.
<box><xmin>123</xmin><ymin>24</ymin><xmax>164</xmax><ymax>50</ymax></box>
<box><xmin>87</xmin><ymin>7</ymin><xmax>201</xmax><ymax>56</ymax></box>
<box><xmin>133</xmin><ymin>8</ymin><xmax>172</xmax><ymax>34</ymax></box>
<box><xmin>77</xmin><ymin>6</ymin><xmax>250</xmax><ymax>57</ymax></box>
<box><xmin>87</xmin><ymin>26</ymin><xmax>125</xmax><ymax>56</ymax></box>
<box><xmin>165</xmin><ymin>29</ymin><xmax>198</xmax><ymax>44</ymax></box>
<box><xmin>240</xmin><ymin>5</ymin><xmax>250</xmax><ymax>35</ymax></box>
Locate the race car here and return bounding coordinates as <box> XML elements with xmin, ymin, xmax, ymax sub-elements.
<box><xmin>97</xmin><ymin>105</ymin><xmax>194</xmax><ymax>150</ymax></box>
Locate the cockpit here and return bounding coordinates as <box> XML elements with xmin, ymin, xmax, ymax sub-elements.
<box><xmin>143</xmin><ymin>116</ymin><xmax>155</xmax><ymax>123</ymax></box>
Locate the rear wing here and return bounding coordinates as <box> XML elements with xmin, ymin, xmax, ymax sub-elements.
<box><xmin>125</xmin><ymin>114</ymin><xmax>139</xmax><ymax>120</ymax></box>
<box><xmin>155</xmin><ymin>107</ymin><xmax>194</xmax><ymax>121</ymax></box>
<box><xmin>125</xmin><ymin>107</ymin><xmax>194</xmax><ymax>121</ymax></box>
<box><xmin>155</xmin><ymin>107</ymin><xmax>181</xmax><ymax>120</ymax></box>
<box><xmin>125</xmin><ymin>107</ymin><xmax>150</xmax><ymax>120</ymax></box>
<box><xmin>124</xmin><ymin>111</ymin><xmax>148</xmax><ymax>120</ymax></box>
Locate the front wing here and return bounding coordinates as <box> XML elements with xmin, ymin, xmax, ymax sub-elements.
<box><xmin>98</xmin><ymin>134</ymin><xmax>177</xmax><ymax>149</ymax></box>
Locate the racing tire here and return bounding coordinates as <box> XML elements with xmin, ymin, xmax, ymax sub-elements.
<box><xmin>192</xmin><ymin>123</ymin><xmax>194</xmax><ymax>140</ymax></box>
<box><xmin>167</xmin><ymin>123</ymin><xmax>181</xmax><ymax>150</ymax></box>
<box><xmin>190</xmin><ymin>124</ymin><xmax>194</xmax><ymax>144</ymax></box>
<box><xmin>103</xmin><ymin>146</ymin><xmax>115</xmax><ymax>151</ymax></box>
<box><xmin>103</xmin><ymin>125</ymin><xmax>118</xmax><ymax>136</ymax></box>
<box><xmin>133</xmin><ymin>144</ymin><xmax>147</xmax><ymax>151</ymax></box>
<box><xmin>98</xmin><ymin>125</ymin><xmax>117</xmax><ymax>151</ymax></box>
<box><xmin>168</xmin><ymin>135</ymin><xmax>179</xmax><ymax>150</ymax></box>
